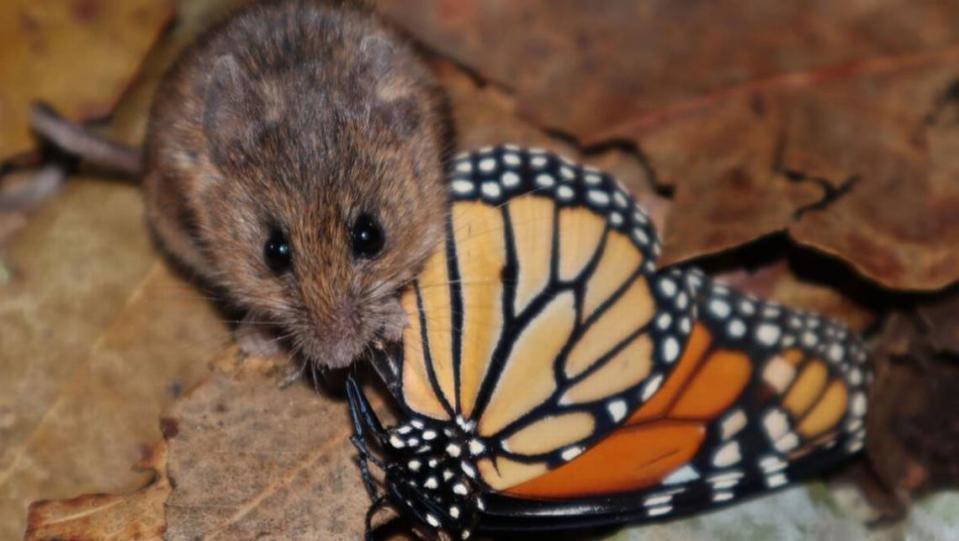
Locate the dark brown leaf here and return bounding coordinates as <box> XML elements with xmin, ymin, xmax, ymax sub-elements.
<box><xmin>163</xmin><ymin>355</ymin><xmax>372</xmax><ymax>540</ymax></box>
<box><xmin>25</xmin><ymin>444</ymin><xmax>170</xmax><ymax>541</ymax></box>
<box><xmin>0</xmin><ymin>0</ymin><xmax>174</xmax><ymax>159</ymax></box>
<box><xmin>867</xmin><ymin>297</ymin><xmax>959</xmax><ymax>505</ymax></box>
<box><xmin>378</xmin><ymin>0</ymin><xmax>959</xmax><ymax>291</ymax></box>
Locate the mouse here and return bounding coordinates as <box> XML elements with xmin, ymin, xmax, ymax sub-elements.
<box><xmin>137</xmin><ymin>0</ymin><xmax>452</xmax><ymax>370</ymax></box>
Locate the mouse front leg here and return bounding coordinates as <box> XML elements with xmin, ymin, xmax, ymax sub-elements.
<box><xmin>376</xmin><ymin>295</ymin><xmax>408</xmax><ymax>345</ymax></box>
<box><xmin>235</xmin><ymin>312</ymin><xmax>286</xmax><ymax>358</ymax></box>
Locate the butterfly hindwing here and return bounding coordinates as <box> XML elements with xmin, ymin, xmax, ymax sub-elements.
<box><xmin>476</xmin><ymin>270</ymin><xmax>870</xmax><ymax>531</ymax></box>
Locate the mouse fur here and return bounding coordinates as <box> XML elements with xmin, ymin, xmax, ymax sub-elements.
<box><xmin>143</xmin><ymin>0</ymin><xmax>452</xmax><ymax>368</ymax></box>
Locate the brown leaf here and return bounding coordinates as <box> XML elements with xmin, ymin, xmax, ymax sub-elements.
<box><xmin>25</xmin><ymin>443</ymin><xmax>170</xmax><ymax>541</ymax></box>
<box><xmin>716</xmin><ymin>258</ymin><xmax>875</xmax><ymax>332</ymax></box>
<box><xmin>162</xmin><ymin>355</ymin><xmax>371</xmax><ymax>540</ymax></box>
<box><xmin>0</xmin><ymin>180</ymin><xmax>230</xmax><ymax>538</ymax></box>
<box><xmin>378</xmin><ymin>1</ymin><xmax>959</xmax><ymax>137</ymax></box>
<box><xmin>0</xmin><ymin>0</ymin><xmax>174</xmax><ymax>159</ymax></box>
<box><xmin>379</xmin><ymin>1</ymin><xmax>959</xmax><ymax>290</ymax></box>
<box><xmin>867</xmin><ymin>296</ymin><xmax>959</xmax><ymax>505</ymax></box>
<box><xmin>434</xmin><ymin>58</ymin><xmax>663</xmax><ymax>219</ymax></box>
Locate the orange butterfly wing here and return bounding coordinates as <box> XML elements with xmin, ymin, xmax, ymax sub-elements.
<box><xmin>502</xmin><ymin>277</ymin><xmax>869</xmax><ymax>517</ymax></box>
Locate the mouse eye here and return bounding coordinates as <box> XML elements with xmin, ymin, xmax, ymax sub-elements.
<box><xmin>263</xmin><ymin>229</ymin><xmax>292</xmax><ymax>274</ymax></box>
<box><xmin>351</xmin><ymin>213</ymin><xmax>385</xmax><ymax>259</ymax></box>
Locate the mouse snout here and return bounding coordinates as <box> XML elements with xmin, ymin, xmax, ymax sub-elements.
<box><xmin>301</xmin><ymin>296</ymin><xmax>369</xmax><ymax>368</ymax></box>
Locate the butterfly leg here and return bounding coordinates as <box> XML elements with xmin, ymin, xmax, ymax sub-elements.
<box><xmin>365</xmin><ymin>494</ymin><xmax>389</xmax><ymax>541</ymax></box>
<box><xmin>347</xmin><ymin>376</ymin><xmax>390</xmax><ymax>499</ymax></box>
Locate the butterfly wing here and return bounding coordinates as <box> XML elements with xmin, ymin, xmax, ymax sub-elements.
<box><xmin>365</xmin><ymin>146</ymin><xmax>869</xmax><ymax>536</ymax></box>
<box><xmin>477</xmin><ymin>271</ymin><xmax>870</xmax><ymax>532</ymax></box>
<box><xmin>377</xmin><ymin>146</ymin><xmax>702</xmax><ymax>490</ymax></box>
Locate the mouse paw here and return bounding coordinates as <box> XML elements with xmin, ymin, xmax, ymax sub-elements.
<box><xmin>377</xmin><ymin>297</ymin><xmax>408</xmax><ymax>343</ymax></box>
<box><xmin>235</xmin><ymin>316</ymin><xmax>284</xmax><ymax>358</ymax></box>
<box><xmin>274</xmin><ymin>361</ymin><xmax>305</xmax><ymax>388</ymax></box>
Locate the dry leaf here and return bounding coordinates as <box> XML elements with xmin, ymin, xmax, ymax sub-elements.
<box><xmin>716</xmin><ymin>258</ymin><xmax>875</xmax><ymax>332</ymax></box>
<box><xmin>0</xmin><ymin>180</ymin><xmax>229</xmax><ymax>539</ymax></box>
<box><xmin>378</xmin><ymin>0</ymin><xmax>959</xmax><ymax>291</ymax></box>
<box><xmin>25</xmin><ymin>443</ymin><xmax>170</xmax><ymax>541</ymax></box>
<box><xmin>434</xmin><ymin>58</ymin><xmax>661</xmax><ymax>212</ymax></box>
<box><xmin>162</xmin><ymin>355</ymin><xmax>371</xmax><ymax>540</ymax></box>
<box><xmin>867</xmin><ymin>297</ymin><xmax>959</xmax><ymax>504</ymax></box>
<box><xmin>0</xmin><ymin>0</ymin><xmax>174</xmax><ymax>159</ymax></box>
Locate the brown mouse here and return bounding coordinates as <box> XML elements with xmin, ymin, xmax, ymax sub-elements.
<box><xmin>10</xmin><ymin>0</ymin><xmax>452</xmax><ymax>371</ymax></box>
<box><xmin>138</xmin><ymin>0</ymin><xmax>451</xmax><ymax>369</ymax></box>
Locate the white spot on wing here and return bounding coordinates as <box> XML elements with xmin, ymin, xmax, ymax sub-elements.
<box><xmin>451</xmin><ymin>180</ymin><xmax>474</xmax><ymax>195</ymax></box>
<box><xmin>762</xmin><ymin>356</ymin><xmax>796</xmax><ymax>393</ymax></box>
<box><xmin>658</xmin><ymin>278</ymin><xmax>677</xmax><ymax>297</ymax></box>
<box><xmin>720</xmin><ymin>409</ymin><xmax>747</xmax><ymax>440</ymax></box>
<box><xmin>656</xmin><ymin>313</ymin><xmax>672</xmax><ymax>330</ymax></box>
<box><xmin>607</xmin><ymin>399</ymin><xmax>628</xmax><ymax>422</ymax></box>
<box><xmin>766</xmin><ymin>473</ymin><xmax>788</xmax><ymax>488</ymax></box>
<box><xmin>727</xmin><ymin>319</ymin><xmax>746</xmax><ymax>338</ymax></box>
<box><xmin>641</xmin><ymin>374</ymin><xmax>664</xmax><ymax>401</ymax></box>
<box><xmin>632</xmin><ymin>227</ymin><xmax>650</xmax><ymax>246</ymax></box>
<box><xmin>481</xmin><ymin>182</ymin><xmax>501</xmax><ymax>199</ymax></box>
<box><xmin>828</xmin><ymin>343</ymin><xmax>845</xmax><ymax>363</ymax></box>
<box><xmin>479</xmin><ymin>158</ymin><xmax>497</xmax><ymax>172</ymax></box>
<box><xmin>712</xmin><ymin>440</ymin><xmax>742</xmax><ymax>467</ymax></box>
<box><xmin>851</xmin><ymin>392</ymin><xmax>867</xmax><ymax>416</ymax></box>
<box><xmin>756</xmin><ymin>323</ymin><xmax>782</xmax><ymax>346</ymax></box>
<box><xmin>613</xmin><ymin>191</ymin><xmax>629</xmax><ymax>208</ymax></box>
<box><xmin>468</xmin><ymin>439</ymin><xmax>485</xmax><ymax>456</ymax></box>
<box><xmin>775</xmin><ymin>432</ymin><xmax>799</xmax><ymax>453</ymax></box>
<box><xmin>647</xmin><ymin>505</ymin><xmax>673</xmax><ymax>517</ymax></box>
<box><xmin>501</xmin><ymin>171</ymin><xmax>521</xmax><ymax>188</ymax></box>
<box><xmin>713</xmin><ymin>491</ymin><xmax>735</xmax><ymax>502</ymax></box>
<box><xmin>587</xmin><ymin>190</ymin><xmax>610</xmax><ymax>206</ymax></box>
<box><xmin>536</xmin><ymin>173</ymin><xmax>556</xmax><ymax>188</ymax></box>
<box><xmin>662</xmin><ymin>336</ymin><xmax>680</xmax><ymax>363</ymax></box>
<box><xmin>561</xmin><ymin>446</ymin><xmax>584</xmax><ymax>461</ymax></box>
<box><xmin>763</xmin><ymin>408</ymin><xmax>789</xmax><ymax>441</ymax></box>
<box><xmin>503</xmin><ymin>153</ymin><xmax>521</xmax><ymax>166</ymax></box>
<box><xmin>663</xmin><ymin>464</ymin><xmax>700</xmax><ymax>485</ymax></box>
<box><xmin>709</xmin><ymin>299</ymin><xmax>731</xmax><ymax>319</ymax></box>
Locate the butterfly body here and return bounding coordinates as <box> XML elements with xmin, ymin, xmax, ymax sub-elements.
<box><xmin>349</xmin><ymin>146</ymin><xmax>870</xmax><ymax>539</ymax></box>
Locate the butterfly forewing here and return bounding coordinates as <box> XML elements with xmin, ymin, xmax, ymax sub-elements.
<box><xmin>393</xmin><ymin>147</ymin><xmax>687</xmax><ymax>492</ymax></box>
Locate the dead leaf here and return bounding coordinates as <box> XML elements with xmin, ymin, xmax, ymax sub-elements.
<box><xmin>25</xmin><ymin>443</ymin><xmax>170</xmax><ymax>541</ymax></box>
<box><xmin>783</xmin><ymin>64</ymin><xmax>959</xmax><ymax>291</ymax></box>
<box><xmin>379</xmin><ymin>0</ymin><xmax>959</xmax><ymax>291</ymax></box>
<box><xmin>161</xmin><ymin>355</ymin><xmax>370</xmax><ymax>540</ymax></box>
<box><xmin>434</xmin><ymin>58</ymin><xmax>660</xmax><ymax>212</ymax></box>
<box><xmin>867</xmin><ymin>297</ymin><xmax>959</xmax><ymax>504</ymax></box>
<box><xmin>0</xmin><ymin>0</ymin><xmax>174</xmax><ymax>159</ymax></box>
<box><xmin>0</xmin><ymin>181</ymin><xmax>229</xmax><ymax>538</ymax></box>
<box><xmin>716</xmin><ymin>258</ymin><xmax>875</xmax><ymax>332</ymax></box>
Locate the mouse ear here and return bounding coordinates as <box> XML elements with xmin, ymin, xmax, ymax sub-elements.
<box><xmin>359</xmin><ymin>35</ymin><xmax>397</xmax><ymax>80</ymax></box>
<box><xmin>359</xmin><ymin>36</ymin><xmax>424</xmax><ymax>138</ymax></box>
<box><xmin>203</xmin><ymin>54</ymin><xmax>264</xmax><ymax>167</ymax></box>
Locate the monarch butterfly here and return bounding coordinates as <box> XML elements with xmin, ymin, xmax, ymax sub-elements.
<box><xmin>348</xmin><ymin>146</ymin><xmax>870</xmax><ymax>539</ymax></box>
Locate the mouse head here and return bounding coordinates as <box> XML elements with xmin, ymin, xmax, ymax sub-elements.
<box><xmin>183</xmin><ymin>2</ymin><xmax>452</xmax><ymax>368</ymax></box>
